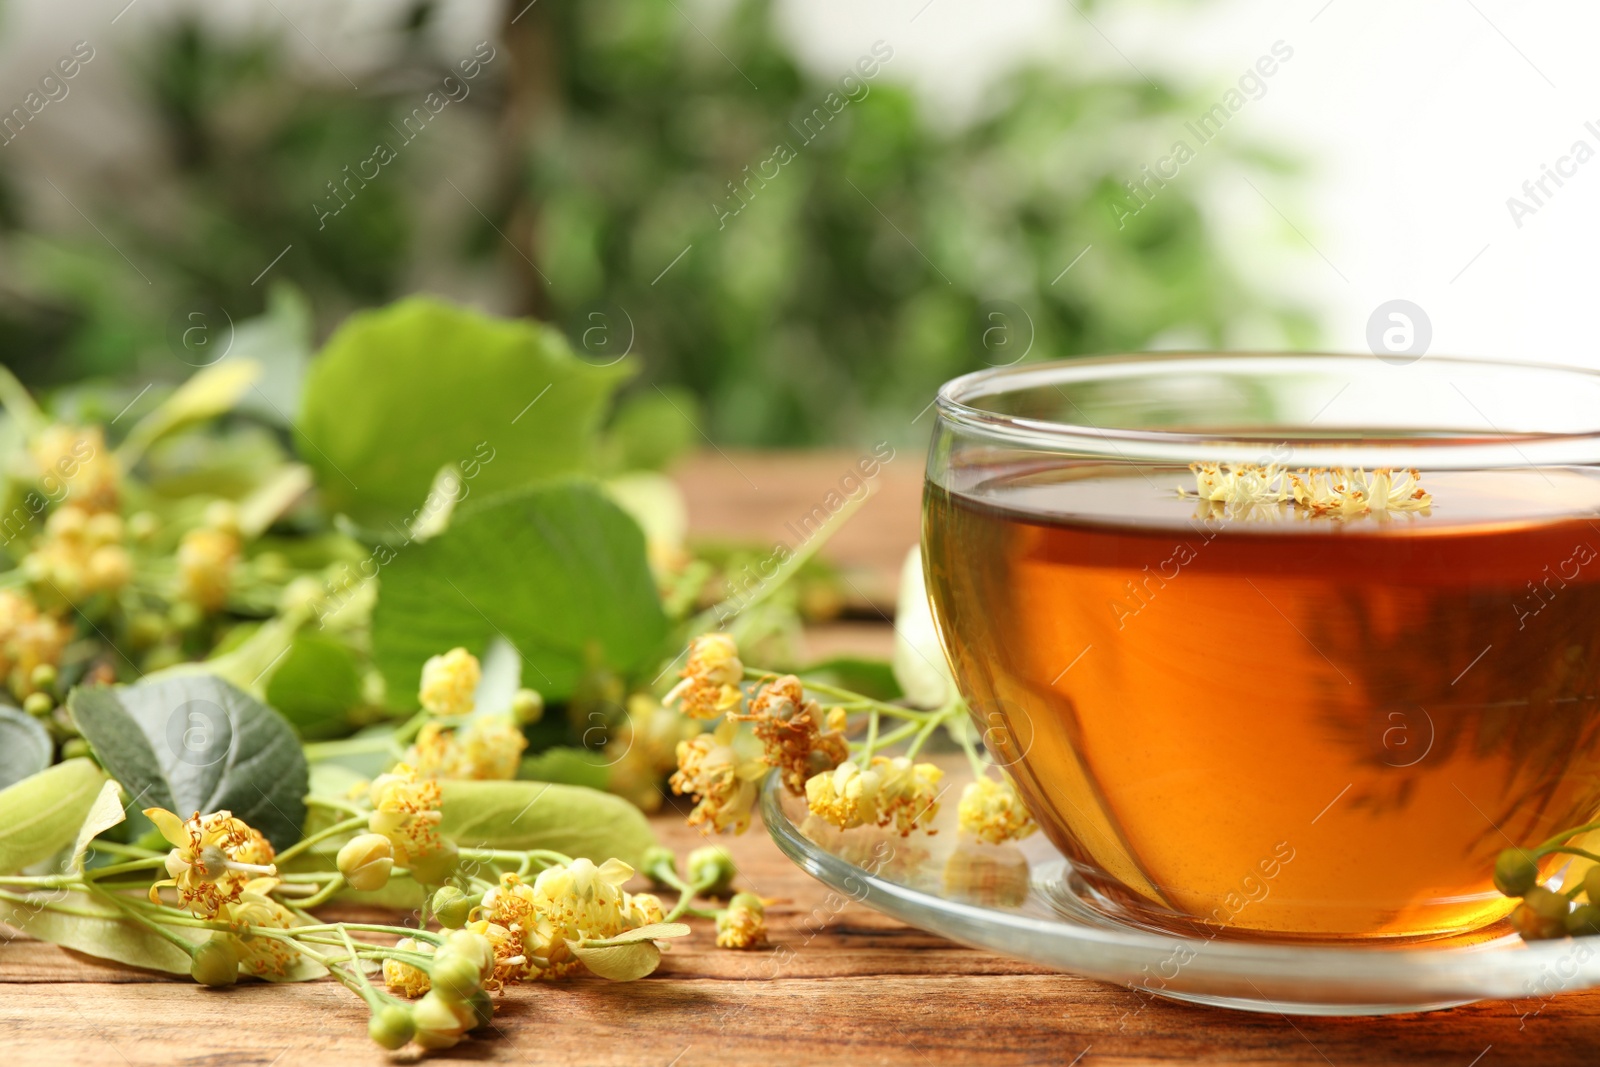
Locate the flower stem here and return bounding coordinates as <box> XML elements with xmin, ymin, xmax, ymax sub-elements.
<box><xmin>274</xmin><ymin>814</ymin><xmax>368</xmax><ymax>864</ymax></box>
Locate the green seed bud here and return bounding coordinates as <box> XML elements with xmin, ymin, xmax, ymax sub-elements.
<box><xmin>128</xmin><ymin>613</ymin><xmax>167</xmax><ymax>648</ymax></box>
<box><xmin>641</xmin><ymin>845</ymin><xmax>679</xmax><ymax>887</ymax></box>
<box><xmin>429</xmin><ymin>953</ymin><xmax>481</xmax><ymax>1002</ymax></box>
<box><xmin>1567</xmin><ymin>903</ymin><xmax>1600</xmax><ymax>937</ymax></box>
<box><xmin>337</xmin><ymin>833</ymin><xmax>395</xmax><ymax>892</ymax></box>
<box><xmin>407</xmin><ymin>838</ymin><xmax>460</xmax><ymax>885</ymax></box>
<box><xmin>23</xmin><ymin>692</ymin><xmax>53</xmax><ymax>717</ymax></box>
<box><xmin>1523</xmin><ymin>884</ymin><xmax>1571</xmax><ymax>923</ymax></box>
<box><xmin>368</xmin><ymin>1003</ymin><xmax>414</xmax><ymax>1050</ymax></box>
<box><xmin>29</xmin><ymin>664</ymin><xmax>57</xmax><ymax>692</ymax></box>
<box><xmin>511</xmin><ymin>687</ymin><xmax>544</xmax><ymax>725</ymax></box>
<box><xmin>61</xmin><ymin>738</ymin><xmax>91</xmax><ymax>760</ymax></box>
<box><xmin>1493</xmin><ymin>848</ymin><xmax>1540</xmax><ymax>897</ymax></box>
<box><xmin>191</xmin><ymin>936</ymin><xmax>240</xmax><ymax>986</ymax></box>
<box><xmin>431</xmin><ymin>886</ymin><xmax>480</xmax><ymax>929</ymax></box>
<box><xmin>687</xmin><ymin>845</ymin><xmax>737</xmax><ymax>897</ymax></box>
<box><xmin>467</xmin><ymin>989</ymin><xmax>494</xmax><ymax>1030</ymax></box>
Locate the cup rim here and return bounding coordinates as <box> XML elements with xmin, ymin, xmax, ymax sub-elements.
<box><xmin>933</xmin><ymin>351</ymin><xmax>1600</xmax><ymax>469</ymax></box>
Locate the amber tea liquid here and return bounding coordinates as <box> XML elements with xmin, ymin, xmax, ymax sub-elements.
<box><xmin>925</xmin><ymin>465</ymin><xmax>1600</xmax><ymax>941</ymax></box>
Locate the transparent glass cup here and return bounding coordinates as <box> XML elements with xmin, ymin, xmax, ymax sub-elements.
<box><xmin>922</xmin><ymin>353</ymin><xmax>1600</xmax><ymax>943</ymax></box>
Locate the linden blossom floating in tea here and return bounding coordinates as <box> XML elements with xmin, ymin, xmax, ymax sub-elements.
<box><xmin>1177</xmin><ymin>462</ymin><xmax>1432</xmax><ymax>521</ymax></box>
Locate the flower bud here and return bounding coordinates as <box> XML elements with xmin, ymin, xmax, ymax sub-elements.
<box><xmin>191</xmin><ymin>935</ymin><xmax>240</xmax><ymax>986</ymax></box>
<box><xmin>641</xmin><ymin>845</ymin><xmax>679</xmax><ymax>887</ymax></box>
<box><xmin>412</xmin><ymin>990</ymin><xmax>474</xmax><ymax>1050</ymax></box>
<box><xmin>1493</xmin><ymin>848</ymin><xmax>1539</xmax><ymax>898</ymax></box>
<box><xmin>729</xmin><ymin>892</ymin><xmax>765</xmax><ymax>914</ymax></box>
<box><xmin>511</xmin><ymin>687</ymin><xmax>545</xmax><ymax>725</ymax></box>
<box><xmin>1584</xmin><ymin>866</ymin><xmax>1600</xmax><ymax>905</ymax></box>
<box><xmin>337</xmin><ymin>833</ymin><xmax>395</xmax><ymax>892</ymax></box>
<box><xmin>431</xmin><ymin>886</ymin><xmax>480</xmax><ymax>929</ymax></box>
<box><xmin>1524</xmin><ymin>884</ymin><xmax>1571</xmax><ymax>924</ymax></box>
<box><xmin>1568</xmin><ymin>903</ymin><xmax>1600</xmax><ymax>937</ymax></box>
<box><xmin>440</xmin><ymin>929</ymin><xmax>496</xmax><ymax>983</ymax></box>
<box><xmin>407</xmin><ymin>837</ymin><xmax>460</xmax><ymax>885</ymax></box>
<box><xmin>368</xmin><ymin>1003</ymin><xmax>415</xmax><ymax>1050</ymax></box>
<box><xmin>687</xmin><ymin>845</ymin><xmax>737</xmax><ymax>897</ymax></box>
<box><xmin>428</xmin><ymin>953</ymin><xmax>481</xmax><ymax>1003</ymax></box>
<box><xmin>61</xmin><ymin>738</ymin><xmax>91</xmax><ymax>760</ymax></box>
<box><xmin>23</xmin><ymin>692</ymin><xmax>53</xmax><ymax>717</ymax></box>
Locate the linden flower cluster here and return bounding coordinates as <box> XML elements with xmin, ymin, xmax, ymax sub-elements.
<box><xmin>0</xmin><ymin>589</ymin><xmax>71</xmax><ymax>699</ymax></box>
<box><xmin>669</xmin><ymin>719</ymin><xmax>768</xmax><ymax>834</ymax></box>
<box><xmin>144</xmin><ymin>807</ymin><xmax>278</xmax><ymax>919</ymax></box>
<box><xmin>404</xmin><ymin>649</ymin><xmax>529</xmax><ymax>780</ymax></box>
<box><xmin>419</xmin><ymin>646</ymin><xmax>481</xmax><ymax>716</ymax></box>
<box><xmin>805</xmin><ymin>756</ymin><xmax>945</xmax><ymax>836</ymax></box>
<box><xmin>367</xmin><ymin>764</ymin><xmax>456</xmax><ymax>882</ymax></box>
<box><xmin>23</xmin><ymin>505</ymin><xmax>132</xmax><ymax>603</ymax></box>
<box><xmin>664</xmin><ymin>633</ymin><xmax>743</xmax><ymax>719</ymax></box>
<box><xmin>30</xmin><ymin>424</ymin><xmax>120</xmax><ymax>513</ymax></box>
<box><xmin>957</xmin><ymin>776</ymin><xmax>1038</xmax><ymax>845</ymax></box>
<box><xmin>176</xmin><ymin>504</ymin><xmax>242</xmax><ymax>612</ymax></box>
<box><xmin>1182</xmin><ymin>463</ymin><xmax>1432</xmax><ymax>520</ymax></box>
<box><xmin>732</xmin><ymin>674</ymin><xmax>848</xmax><ymax>795</ymax></box>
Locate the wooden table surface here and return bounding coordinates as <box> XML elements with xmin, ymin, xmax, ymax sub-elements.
<box><xmin>8</xmin><ymin>453</ymin><xmax>1600</xmax><ymax>1065</ymax></box>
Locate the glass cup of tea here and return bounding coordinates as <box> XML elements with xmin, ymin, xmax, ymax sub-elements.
<box><xmin>922</xmin><ymin>353</ymin><xmax>1600</xmax><ymax>943</ymax></box>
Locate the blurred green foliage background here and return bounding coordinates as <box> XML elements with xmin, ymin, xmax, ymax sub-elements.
<box><xmin>0</xmin><ymin>0</ymin><xmax>1311</xmax><ymax>446</ymax></box>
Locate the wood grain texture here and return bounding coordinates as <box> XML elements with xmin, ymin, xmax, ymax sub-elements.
<box><xmin>7</xmin><ymin>810</ymin><xmax>1600</xmax><ymax>1066</ymax></box>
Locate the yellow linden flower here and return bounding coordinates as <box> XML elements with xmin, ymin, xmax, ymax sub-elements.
<box><xmin>804</xmin><ymin>760</ymin><xmax>883</xmax><ymax>830</ymax></box>
<box><xmin>1182</xmin><ymin>463</ymin><xmax>1432</xmax><ymax>521</ymax></box>
<box><xmin>367</xmin><ymin>764</ymin><xmax>445</xmax><ymax>863</ymax></box>
<box><xmin>23</xmin><ymin>505</ymin><xmax>132</xmax><ymax>603</ymax></box>
<box><xmin>873</xmin><ymin>756</ymin><xmax>945</xmax><ymax>836</ymax></box>
<box><xmin>0</xmin><ymin>589</ymin><xmax>71</xmax><ymax>698</ymax></box>
<box><xmin>715</xmin><ymin>893</ymin><xmax>766</xmax><ymax>950</ymax></box>
<box><xmin>475</xmin><ymin>860</ymin><xmax>645</xmax><ymax>981</ymax></box>
<box><xmin>604</xmin><ymin>694</ymin><xmax>704</xmax><ymax>812</ymax></box>
<box><xmin>957</xmin><ymin>776</ymin><xmax>1039</xmax><ymax>845</ymax></box>
<box><xmin>805</xmin><ymin>758</ymin><xmax>944</xmax><ymax>835</ymax></box>
<box><xmin>664</xmin><ymin>633</ymin><xmax>744</xmax><ymax>720</ymax></box>
<box><xmin>177</xmin><ymin>526</ymin><xmax>240</xmax><ymax>611</ymax></box>
<box><xmin>734</xmin><ymin>674</ymin><xmax>848</xmax><ymax>796</ymax></box>
<box><xmin>669</xmin><ymin>719</ymin><xmax>769</xmax><ymax>835</ymax></box>
<box><xmin>144</xmin><ymin>807</ymin><xmax>277</xmax><ymax>918</ymax></box>
<box><xmin>418</xmin><ymin>647</ymin><xmax>480</xmax><ymax>716</ymax></box>
<box><xmin>220</xmin><ymin>877</ymin><xmax>302</xmax><ymax>978</ymax></box>
<box><xmin>384</xmin><ymin>936</ymin><xmax>434</xmax><ymax>997</ymax></box>
<box><xmin>31</xmin><ymin>424</ymin><xmax>120</xmax><ymax>513</ymax></box>
<box><xmin>405</xmin><ymin>717</ymin><xmax>527</xmax><ymax>781</ymax></box>
<box><xmin>626</xmin><ymin>892</ymin><xmax>665</xmax><ymax>927</ymax></box>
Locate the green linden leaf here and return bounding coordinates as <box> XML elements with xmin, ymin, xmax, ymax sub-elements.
<box><xmin>0</xmin><ymin>759</ymin><xmax>107</xmax><ymax>875</ymax></box>
<box><xmin>0</xmin><ymin>704</ymin><xmax>53</xmax><ymax>790</ymax></box>
<box><xmin>264</xmin><ymin>633</ymin><xmax>364</xmax><ymax>740</ymax></box>
<box><xmin>566</xmin><ymin>939</ymin><xmax>662</xmax><ymax>981</ymax></box>
<box><xmin>437</xmin><ymin>778</ymin><xmax>657</xmax><ymax>869</ymax></box>
<box><xmin>0</xmin><ymin>888</ymin><xmax>198</xmax><ymax>974</ymax></box>
<box><xmin>68</xmin><ymin>676</ymin><xmax>309</xmax><ymax>852</ymax></box>
<box><xmin>370</xmin><ymin>482</ymin><xmax>669</xmax><ymax>704</ymax></box>
<box><xmin>296</xmin><ymin>295</ymin><xmax>632</xmax><ymax>527</ymax></box>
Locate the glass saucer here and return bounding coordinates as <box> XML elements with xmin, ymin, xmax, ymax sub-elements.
<box><xmin>759</xmin><ymin>768</ymin><xmax>1600</xmax><ymax>1017</ymax></box>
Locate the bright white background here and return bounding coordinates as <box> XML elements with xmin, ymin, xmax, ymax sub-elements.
<box><xmin>0</xmin><ymin>0</ymin><xmax>1595</xmax><ymax>366</ymax></box>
